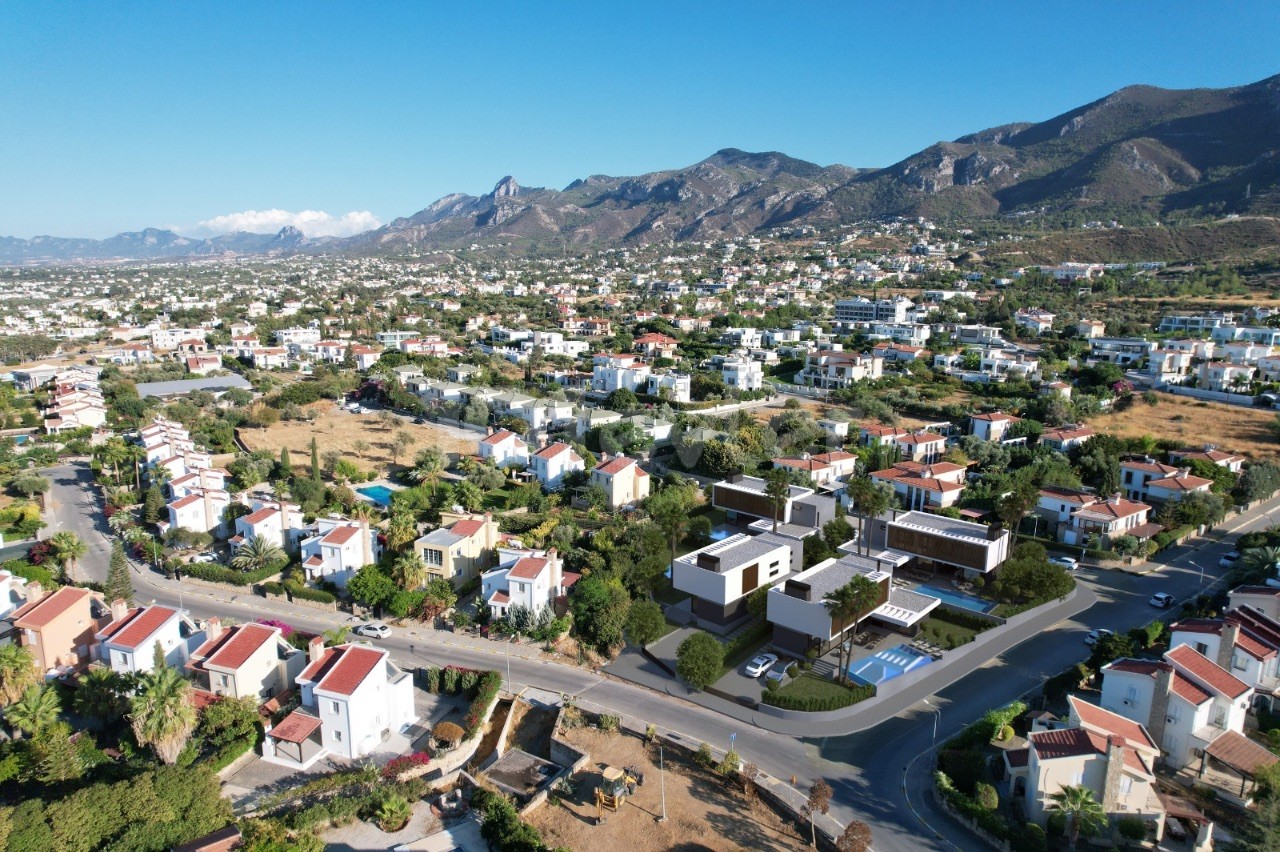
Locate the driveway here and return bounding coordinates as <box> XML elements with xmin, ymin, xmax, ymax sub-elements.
<box><xmin>41</xmin><ymin>461</ymin><xmax>114</xmax><ymax>582</ymax></box>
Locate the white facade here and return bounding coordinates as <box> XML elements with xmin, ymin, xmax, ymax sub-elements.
<box><xmin>300</xmin><ymin>518</ymin><xmax>378</xmax><ymax>587</ymax></box>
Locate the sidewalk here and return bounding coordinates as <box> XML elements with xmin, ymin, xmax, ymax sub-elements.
<box><xmin>1105</xmin><ymin>492</ymin><xmax>1280</xmax><ymax>576</ymax></box>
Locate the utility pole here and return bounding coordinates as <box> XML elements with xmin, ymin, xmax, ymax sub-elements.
<box><xmin>657</xmin><ymin>743</ymin><xmax>667</xmax><ymax>823</ymax></box>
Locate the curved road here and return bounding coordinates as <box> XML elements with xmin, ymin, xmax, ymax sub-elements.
<box><xmin>46</xmin><ymin>459</ymin><xmax>1280</xmax><ymax>851</ymax></box>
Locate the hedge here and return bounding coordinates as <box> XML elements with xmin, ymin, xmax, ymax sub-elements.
<box><xmin>760</xmin><ymin>682</ymin><xmax>874</xmax><ymax>712</ymax></box>
<box><xmin>284</xmin><ymin>581</ymin><xmax>336</xmax><ymax>604</ymax></box>
<box><xmin>182</xmin><ymin>562</ymin><xmax>279</xmax><ymax>586</ymax></box>
<box><xmin>260</xmin><ymin>581</ymin><xmax>286</xmax><ymax>596</ymax></box>
<box><xmin>929</xmin><ymin>607</ymin><xmax>998</xmax><ymax>632</ymax></box>
<box><xmin>203</xmin><ymin>735</ymin><xmax>255</xmax><ymax>773</ymax></box>
<box><xmin>463</xmin><ymin>669</ymin><xmax>504</xmax><ymax>739</ymax></box>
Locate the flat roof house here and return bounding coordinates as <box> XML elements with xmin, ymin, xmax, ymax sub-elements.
<box><xmin>886</xmin><ymin>511</ymin><xmax>1011</xmax><ymax>578</ymax></box>
<box><xmin>673</xmin><ymin>533</ymin><xmax>795</xmax><ymax>629</ymax></box>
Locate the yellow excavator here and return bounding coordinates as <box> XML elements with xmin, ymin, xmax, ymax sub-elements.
<box><xmin>594</xmin><ymin>765</ymin><xmax>643</xmax><ymax>819</ymax></box>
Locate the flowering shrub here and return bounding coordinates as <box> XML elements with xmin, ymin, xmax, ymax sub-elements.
<box><xmin>381</xmin><ymin>751</ymin><xmax>432</xmax><ymax>780</ymax></box>
<box><xmin>27</xmin><ymin>540</ymin><xmax>53</xmax><ymax>565</ymax></box>
<box><xmin>257</xmin><ymin>618</ymin><xmax>295</xmax><ymax>637</ymax></box>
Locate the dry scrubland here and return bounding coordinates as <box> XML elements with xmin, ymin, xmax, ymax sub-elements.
<box><xmin>526</xmin><ymin>727</ymin><xmax>811</xmax><ymax>852</ymax></box>
<box><xmin>1092</xmin><ymin>394</ymin><xmax>1278</xmax><ymax>459</ymax></box>
<box><xmin>238</xmin><ymin>401</ymin><xmax>477</xmax><ymax>475</ymax></box>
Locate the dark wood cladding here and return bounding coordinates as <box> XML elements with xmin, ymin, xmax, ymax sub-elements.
<box><xmin>887</xmin><ymin>525</ymin><xmax>985</xmax><ymax>570</ymax></box>
<box><xmin>713</xmin><ymin>484</ymin><xmax>776</xmax><ymax>521</ymax></box>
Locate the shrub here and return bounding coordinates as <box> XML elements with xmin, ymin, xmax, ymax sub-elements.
<box><xmin>183</xmin><ymin>561</ymin><xmax>279</xmax><ymax>586</ymax></box>
<box><xmin>462</xmin><ymin>670</ymin><xmax>502</xmax><ymax>739</ymax></box>
<box><xmin>717</xmin><ymin>749</ymin><xmax>740</xmax><ymax>777</ymax></box>
<box><xmin>286</xmin><ymin>582</ymin><xmax>336</xmax><ymax>604</ymax></box>
<box><xmin>975</xmin><ymin>782</ymin><xmax>999</xmax><ymax>810</ymax></box>
<box><xmin>760</xmin><ymin>680</ymin><xmax>874</xmax><ymax>711</ymax></box>
<box><xmin>938</xmin><ymin>749</ymin><xmax>988</xmax><ymax>795</ymax></box>
<box><xmin>459</xmin><ymin>670</ymin><xmax>479</xmax><ymax>694</ymax></box>
<box><xmin>786</xmin><ymin>664</ymin><xmax>799</xmax><ymax>678</ymax></box>
<box><xmin>441</xmin><ymin>666</ymin><xmax>460</xmax><ymax>694</ymax></box>
<box><xmin>695</xmin><ymin>742</ymin><xmax>715</xmax><ymax>768</ymax></box>
<box><xmin>381</xmin><ymin>751</ymin><xmax>431</xmax><ymax>781</ymax></box>
<box><xmin>1117</xmin><ymin>815</ymin><xmax>1146</xmax><ymax>843</ymax></box>
<box><xmin>598</xmin><ymin>713</ymin><xmax>620</xmax><ymax>733</ymax></box>
<box><xmin>425</xmin><ymin>667</ymin><xmax>441</xmax><ymax>694</ymax></box>
<box><xmin>995</xmin><ymin>725</ymin><xmax>1014</xmax><ymax>742</ymax></box>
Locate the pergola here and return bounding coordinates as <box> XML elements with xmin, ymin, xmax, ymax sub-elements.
<box><xmin>269</xmin><ymin>709</ymin><xmax>324</xmax><ymax>766</ymax></box>
<box><xmin>1200</xmin><ymin>730</ymin><xmax>1279</xmax><ymax>799</ymax></box>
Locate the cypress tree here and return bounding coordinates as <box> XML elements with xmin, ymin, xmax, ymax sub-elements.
<box><xmin>143</xmin><ymin>484</ymin><xmax>164</xmax><ymax>525</ymax></box>
<box><xmin>105</xmin><ymin>542</ymin><xmax>134</xmax><ymax>605</ymax></box>
<box><xmin>310</xmin><ymin>436</ymin><xmax>321</xmax><ymax>483</ymax></box>
<box><xmin>278</xmin><ymin>447</ymin><xmax>292</xmax><ymax>479</ymax></box>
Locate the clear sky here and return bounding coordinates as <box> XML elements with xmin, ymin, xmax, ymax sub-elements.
<box><xmin>2</xmin><ymin>1</ymin><xmax>1277</xmax><ymax>238</ymax></box>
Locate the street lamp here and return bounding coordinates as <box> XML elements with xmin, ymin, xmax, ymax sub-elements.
<box><xmin>923</xmin><ymin>699</ymin><xmax>941</xmax><ymax>750</ymax></box>
<box><xmin>1188</xmin><ymin>559</ymin><xmax>1204</xmax><ymax>586</ymax></box>
<box><xmin>657</xmin><ymin>742</ymin><xmax>667</xmax><ymax>823</ymax></box>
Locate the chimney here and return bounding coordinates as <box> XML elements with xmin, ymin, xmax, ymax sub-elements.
<box><xmin>205</xmin><ymin>616</ymin><xmax>224</xmax><ymax>644</ymax></box>
<box><xmin>308</xmin><ymin>635</ymin><xmax>326</xmax><ymax>664</ymax></box>
<box><xmin>1110</xmin><ymin>492</ymin><xmax>1122</xmax><ymax>505</ymax></box>
<box><xmin>1100</xmin><ymin>735</ymin><xmax>1127</xmax><ymax>811</ymax></box>
<box><xmin>1147</xmin><ymin>664</ymin><xmax>1174</xmax><ymax>754</ymax></box>
<box><xmin>24</xmin><ymin>581</ymin><xmax>44</xmax><ymax>603</ymax></box>
<box><xmin>1217</xmin><ymin>620</ymin><xmax>1241</xmax><ymax>671</ymax></box>
<box><xmin>548</xmin><ymin>548</ymin><xmax>562</xmax><ymax>591</ymax></box>
<box><xmin>110</xmin><ymin>598</ymin><xmax>129</xmax><ymax>622</ymax></box>
<box><xmin>986</xmin><ymin>521</ymin><xmax>1004</xmax><ymax>542</ymax></box>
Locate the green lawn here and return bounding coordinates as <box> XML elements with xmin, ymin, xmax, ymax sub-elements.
<box><xmin>918</xmin><ymin>616</ymin><xmax>978</xmax><ymax>649</ymax></box>
<box><xmin>765</xmin><ymin>672</ymin><xmax>873</xmax><ymax>709</ymax></box>
<box><xmin>653</xmin><ymin>582</ymin><xmax>690</xmax><ymax>607</ymax></box>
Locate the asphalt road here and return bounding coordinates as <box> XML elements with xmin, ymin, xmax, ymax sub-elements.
<box><xmin>51</xmin><ymin>453</ymin><xmax>1280</xmax><ymax>852</ymax></box>
<box><xmin>41</xmin><ymin>462</ymin><xmax>115</xmax><ymax>583</ymax></box>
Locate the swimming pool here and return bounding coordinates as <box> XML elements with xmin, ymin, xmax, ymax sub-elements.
<box><xmin>914</xmin><ymin>583</ymin><xmax>996</xmax><ymax>614</ymax></box>
<box><xmin>848</xmin><ymin>644</ymin><xmax>933</xmax><ymax>686</ymax></box>
<box><xmin>356</xmin><ymin>485</ymin><xmax>395</xmax><ymax>507</ymax></box>
<box><xmin>709</xmin><ymin>526</ymin><xmax>733</xmax><ymax>542</ymax></box>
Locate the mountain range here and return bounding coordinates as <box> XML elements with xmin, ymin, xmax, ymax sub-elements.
<box><xmin>4</xmin><ymin>73</ymin><xmax>1278</xmax><ymax>265</ymax></box>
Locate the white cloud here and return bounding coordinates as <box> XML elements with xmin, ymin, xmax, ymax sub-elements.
<box><xmin>189</xmin><ymin>209</ymin><xmax>382</xmax><ymax>238</ymax></box>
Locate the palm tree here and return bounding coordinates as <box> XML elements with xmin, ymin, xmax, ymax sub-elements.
<box><xmin>764</xmin><ymin>467</ymin><xmax>792</xmax><ymax>533</ymax></box>
<box><xmin>6</xmin><ymin>684</ymin><xmax>61</xmax><ymax>738</ymax></box>
<box><xmin>349</xmin><ymin>502</ymin><xmax>378</xmax><ymax>523</ymax></box>
<box><xmin>229</xmin><ymin>535</ymin><xmax>285</xmax><ymax>573</ymax></box>
<box><xmin>1046</xmin><ymin>784</ymin><xmax>1107</xmax><ymax>849</ymax></box>
<box><xmin>408</xmin><ymin>446</ymin><xmax>445</xmax><ymax>483</ymax></box>
<box><xmin>100</xmin><ymin>437</ymin><xmax>130</xmax><ymax>485</ymax></box>
<box><xmin>823</xmin><ymin>576</ymin><xmax>881</xmax><ymax>685</ymax></box>
<box><xmin>386</xmin><ymin>512</ymin><xmax>418</xmax><ymax>553</ymax></box>
<box><xmin>74</xmin><ymin>667</ymin><xmax>128</xmax><ymax>728</ymax></box>
<box><xmin>129</xmin><ymin>665</ymin><xmax>197</xmax><ymax>765</ymax></box>
<box><xmin>845</xmin><ymin>476</ymin><xmax>893</xmax><ymax>556</ymax></box>
<box><xmin>0</xmin><ymin>644</ymin><xmax>39</xmax><ymax>706</ymax></box>
<box><xmin>49</xmin><ymin>531</ymin><xmax>88</xmax><ymax>583</ymax></box>
<box><xmin>1238</xmin><ymin>546</ymin><xmax>1280</xmax><ymax>583</ymax></box>
<box><xmin>392</xmin><ymin>553</ymin><xmax>428</xmax><ymax>589</ymax></box>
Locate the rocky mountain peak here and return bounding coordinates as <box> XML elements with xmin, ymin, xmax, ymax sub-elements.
<box><xmin>492</xmin><ymin>176</ymin><xmax>521</xmax><ymax>198</ymax></box>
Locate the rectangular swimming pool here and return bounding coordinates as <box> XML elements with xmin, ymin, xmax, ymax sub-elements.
<box><xmin>356</xmin><ymin>485</ymin><xmax>395</xmax><ymax>507</ymax></box>
<box><xmin>914</xmin><ymin>583</ymin><xmax>996</xmax><ymax>614</ymax></box>
<box><xmin>848</xmin><ymin>644</ymin><xmax>933</xmax><ymax>686</ymax></box>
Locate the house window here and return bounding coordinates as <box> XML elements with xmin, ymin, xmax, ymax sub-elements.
<box><xmin>423</xmin><ymin>549</ymin><xmax>443</xmax><ymax>567</ymax></box>
<box><xmin>220</xmin><ymin>674</ymin><xmax>229</xmax><ymax>688</ymax></box>
<box><xmin>1070</xmin><ymin>771</ymin><xmax>1083</xmax><ymax>785</ymax></box>
<box><xmin>1119</xmin><ymin>777</ymin><xmax>1132</xmax><ymax>796</ymax></box>
<box><xmin>1212</xmin><ymin>705</ymin><xmax>1226</xmax><ymax>728</ymax></box>
<box><xmin>1194</xmin><ymin>642</ymin><xmax>1209</xmax><ymax>656</ymax></box>
<box><xmin>331</xmin><ymin>700</ymin><xmax>340</xmax><ymax>715</ymax></box>
<box><xmin>1125</xmin><ymin>685</ymin><xmax>1139</xmax><ymax>704</ymax></box>
<box><xmin>334</xmin><ymin>730</ymin><xmax>342</xmax><ymax>742</ymax></box>
<box><xmin>1232</xmin><ymin>652</ymin><xmax>1247</xmax><ymax>672</ymax></box>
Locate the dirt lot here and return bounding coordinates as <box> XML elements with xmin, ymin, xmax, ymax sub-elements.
<box><xmin>238</xmin><ymin>401</ymin><xmax>479</xmax><ymax>475</ymax></box>
<box><xmin>1090</xmin><ymin>394</ymin><xmax>1279</xmax><ymax>459</ymax></box>
<box><xmin>527</xmin><ymin>727</ymin><xmax>810</xmax><ymax>852</ymax></box>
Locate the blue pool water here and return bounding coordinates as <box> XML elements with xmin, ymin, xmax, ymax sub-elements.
<box><xmin>709</xmin><ymin>526</ymin><xmax>733</xmax><ymax>542</ymax></box>
<box><xmin>915</xmin><ymin>583</ymin><xmax>996</xmax><ymax>614</ymax></box>
<box><xmin>357</xmin><ymin>485</ymin><xmax>395</xmax><ymax>507</ymax></box>
<box><xmin>13</xmin><ymin>435</ymin><xmax>29</xmax><ymax>445</ymax></box>
<box><xmin>848</xmin><ymin>644</ymin><xmax>933</xmax><ymax>686</ymax></box>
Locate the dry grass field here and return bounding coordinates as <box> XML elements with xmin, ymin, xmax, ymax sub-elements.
<box><xmin>238</xmin><ymin>401</ymin><xmax>479</xmax><ymax>475</ymax></box>
<box><xmin>526</xmin><ymin>726</ymin><xmax>811</xmax><ymax>852</ymax></box>
<box><xmin>1090</xmin><ymin>394</ymin><xmax>1279</xmax><ymax>459</ymax></box>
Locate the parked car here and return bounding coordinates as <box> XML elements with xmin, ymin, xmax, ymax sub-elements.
<box><xmin>765</xmin><ymin>666</ymin><xmax>789</xmax><ymax>685</ymax></box>
<box><xmin>1149</xmin><ymin>592</ymin><xmax>1176</xmax><ymax>609</ymax></box>
<box><xmin>354</xmin><ymin>622</ymin><xmax>391</xmax><ymax>639</ymax></box>
<box><xmin>1219</xmin><ymin>551</ymin><xmax>1241</xmax><ymax>568</ymax></box>
<box><xmin>1049</xmin><ymin>556</ymin><xmax>1080</xmax><ymax>571</ymax></box>
<box><xmin>413</xmin><ymin>416</ymin><xmax>427</xmax><ymax>424</ymax></box>
<box><xmin>744</xmin><ymin>653</ymin><xmax>778</xmax><ymax>678</ymax></box>
<box><xmin>189</xmin><ymin>552</ymin><xmax>219</xmax><ymax>564</ymax></box>
<box><xmin>1084</xmin><ymin>628</ymin><xmax>1114</xmax><ymax>647</ymax></box>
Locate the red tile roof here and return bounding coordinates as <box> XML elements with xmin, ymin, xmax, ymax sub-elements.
<box><xmin>1166</xmin><ymin>644</ymin><xmax>1250</xmax><ymax>699</ymax></box>
<box><xmin>1106</xmin><ymin>659</ymin><xmax>1213</xmax><ymax>706</ymax></box>
<box><xmin>321</xmin><ymin>525</ymin><xmax>360</xmax><ymax>546</ymax></box>
<box><xmin>1073</xmin><ymin>497</ymin><xmax>1150</xmax><ymax>520</ymax></box>
<box><xmin>508</xmin><ymin>557</ymin><xmax>548</xmax><ymax>581</ymax></box>
<box><xmin>1147</xmin><ymin>473</ymin><xmax>1213</xmax><ymax>492</ymax></box>
<box><xmin>596</xmin><ymin>456</ymin><xmax>639</xmax><ymax>476</ymax></box>
<box><xmin>97</xmin><ymin>607</ymin><xmax>143</xmax><ymax>640</ymax></box>
<box><xmin>481</xmin><ymin>429</ymin><xmax>521</xmax><ymax>446</ymax></box>
<box><xmin>450</xmin><ymin>519</ymin><xmax>486</xmax><ymax>538</ymax></box>
<box><xmin>202</xmin><ymin>624</ymin><xmax>277</xmax><ymax>671</ymax></box>
<box><xmin>1121</xmin><ymin>460</ymin><xmax>1179</xmax><ymax>475</ymax></box>
<box><xmin>1068</xmin><ymin>695</ymin><xmax>1159</xmax><ymax>751</ymax></box>
<box><xmin>11</xmin><ymin>586</ymin><xmax>92</xmax><ymax>629</ymax></box>
<box><xmin>534</xmin><ymin>442</ymin><xmax>574</xmax><ymax>460</ymax></box>
<box><xmin>240</xmin><ymin>506</ymin><xmax>278</xmax><ymax>525</ymax></box>
<box><xmin>108</xmin><ymin>606</ymin><xmax>178</xmax><ymax>650</ymax></box>
<box><xmin>311</xmin><ymin>645</ymin><xmax>385</xmax><ymax>696</ymax></box>
<box><xmin>170</xmin><ymin>493</ymin><xmax>203</xmax><ymax>510</ymax></box>
<box><xmin>490</xmin><ymin>590</ymin><xmax>510</xmax><ymax>604</ymax></box>
<box><xmin>1005</xmin><ymin>747</ymin><xmax>1029</xmax><ymax>768</ymax></box>
<box><xmin>271</xmin><ymin>709</ymin><xmax>323</xmax><ymax>744</ymax></box>
<box><xmin>896</xmin><ymin>432</ymin><xmax>946</xmax><ymax>445</ymax></box>
<box><xmin>1030</xmin><ymin>728</ymin><xmax>1150</xmax><ymax>774</ymax></box>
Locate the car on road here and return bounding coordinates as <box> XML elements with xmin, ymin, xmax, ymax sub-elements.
<box><xmin>1220</xmin><ymin>551</ymin><xmax>1241</xmax><ymax>568</ymax></box>
<box><xmin>1084</xmin><ymin>628</ymin><xmax>1113</xmax><ymax>647</ymax></box>
<box><xmin>413</xmin><ymin>416</ymin><xmax>427</xmax><ymax>424</ymax></box>
<box><xmin>189</xmin><ymin>552</ymin><xmax>219</xmax><ymax>564</ymax></box>
<box><xmin>744</xmin><ymin>653</ymin><xmax>778</xmax><ymax>678</ymax></box>
<box><xmin>1049</xmin><ymin>556</ymin><xmax>1079</xmax><ymax>571</ymax></box>
<box><xmin>354</xmin><ymin>622</ymin><xmax>392</xmax><ymax>639</ymax></box>
<box><xmin>1149</xmin><ymin>592</ymin><xmax>1176</xmax><ymax>609</ymax></box>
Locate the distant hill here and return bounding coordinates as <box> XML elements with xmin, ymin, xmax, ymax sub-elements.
<box><xmin>4</xmin><ymin>73</ymin><xmax>1278</xmax><ymax>263</ymax></box>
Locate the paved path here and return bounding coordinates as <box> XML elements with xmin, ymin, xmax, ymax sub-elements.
<box><xmin>41</xmin><ymin>461</ymin><xmax>114</xmax><ymax>583</ymax></box>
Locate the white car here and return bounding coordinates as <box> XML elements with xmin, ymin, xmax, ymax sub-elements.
<box><xmin>744</xmin><ymin>653</ymin><xmax>778</xmax><ymax>678</ymax></box>
<box><xmin>1149</xmin><ymin>592</ymin><xmax>1176</xmax><ymax>609</ymax></box>
<box><xmin>189</xmin><ymin>552</ymin><xmax>219</xmax><ymax>564</ymax></box>
<box><xmin>1219</xmin><ymin>552</ymin><xmax>1241</xmax><ymax>568</ymax></box>
<box><xmin>354</xmin><ymin>622</ymin><xmax>391</xmax><ymax>639</ymax></box>
<box><xmin>1084</xmin><ymin>628</ymin><xmax>1114</xmax><ymax>647</ymax></box>
<box><xmin>1049</xmin><ymin>556</ymin><xmax>1079</xmax><ymax>571</ymax></box>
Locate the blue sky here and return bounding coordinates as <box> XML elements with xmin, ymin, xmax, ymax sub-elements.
<box><xmin>1</xmin><ymin>2</ymin><xmax>1277</xmax><ymax>238</ymax></box>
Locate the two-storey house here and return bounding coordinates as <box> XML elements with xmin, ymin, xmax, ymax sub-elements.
<box><xmin>187</xmin><ymin>619</ymin><xmax>305</xmax><ymax>701</ymax></box>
